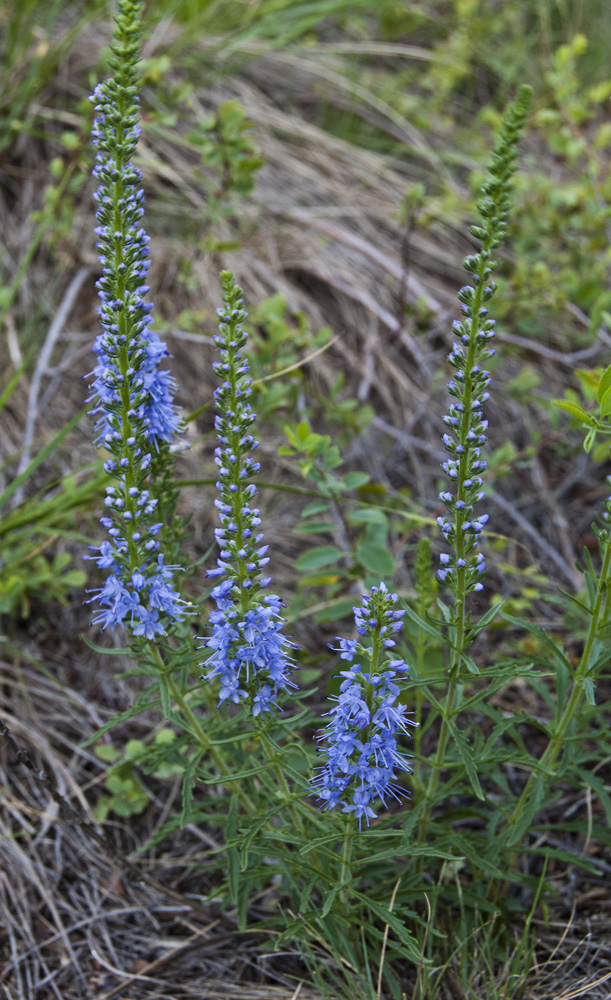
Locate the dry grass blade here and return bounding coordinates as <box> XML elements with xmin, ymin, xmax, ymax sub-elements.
<box><xmin>12</xmin><ymin>267</ymin><xmax>90</xmax><ymax>508</ymax></box>
<box><xmin>553</xmin><ymin>970</ymin><xmax>611</xmax><ymax>1000</ymax></box>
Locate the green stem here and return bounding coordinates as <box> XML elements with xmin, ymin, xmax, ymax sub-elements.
<box><xmin>340</xmin><ymin>819</ymin><xmax>354</xmax><ymax>908</ymax></box>
<box><xmin>416</xmin><ymin>673</ymin><xmax>459</xmax><ymax>847</ymax></box>
<box><xmin>412</xmin><ymin>615</ymin><xmax>438</xmax><ymax>793</ymax></box>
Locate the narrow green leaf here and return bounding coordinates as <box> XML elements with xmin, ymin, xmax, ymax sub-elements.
<box><xmin>159</xmin><ymin>674</ymin><xmax>171</xmax><ymax>718</ymax></box>
<box><xmin>582</xmin><ymin>677</ymin><xmax>596</xmax><ymax>705</ymax></box>
<box><xmin>553</xmin><ymin>588</ymin><xmax>591</xmax><ymax>620</ymax></box>
<box><xmin>81</xmin><ymin>635</ymin><xmax>131</xmax><ymax>656</ymax></box>
<box><xmin>584</xmin><ymin>427</ymin><xmax>597</xmax><ymax>452</ymax></box>
<box><xmin>461</xmin><ymin>653</ymin><xmax>480</xmax><ymax>675</ymax></box>
<box><xmin>505</xmin><ymin>781</ymin><xmax>546</xmax><ymax>848</ymax></box>
<box><xmin>586</xmin><ymin>646</ymin><xmax>611</xmax><ymax>676</ymax></box>
<box><xmin>467</xmin><ymin>599</ymin><xmax>505</xmax><ymax>637</ymax></box>
<box><xmin>180</xmin><ymin>752</ymin><xmax>203</xmax><ymax>827</ymax></box>
<box><xmin>351</xmin><ymin>892</ymin><xmax>425</xmax><ymax>965</ymax></box>
<box><xmin>450</xmin><ymin>833</ymin><xmax>509</xmax><ymax>878</ymax></box>
<box><xmin>0</xmin><ymin>364</ymin><xmax>26</xmax><ymax>415</ymax></box>
<box><xmin>208</xmin><ymin>731</ymin><xmax>256</xmax><ymax>745</ymax></box>
<box><xmin>202</xmin><ymin>761</ymin><xmax>271</xmax><ymax>783</ymax></box>
<box><xmin>321</xmin><ymin>885</ymin><xmax>341</xmax><ymax>918</ymax></box>
<box><xmin>401</xmin><ymin>602</ymin><xmax>446</xmax><ymax>643</ymax></box>
<box><xmin>240</xmin><ymin>802</ymin><xmax>287</xmax><ymax>869</ymax></box>
<box><xmin>299</xmin><ymin>878</ymin><xmax>316</xmax><ymax>913</ymax></box>
<box><xmin>446</xmin><ymin>718</ymin><xmax>485</xmax><ymax>800</ymax></box>
<box><xmin>300</xmin><ymin>832</ymin><xmax>342</xmax><ymax>855</ymax></box>
<box><xmin>301</xmin><ymin>500</ymin><xmax>330</xmax><ymax>517</ymax></box>
<box><xmin>80</xmin><ymin>698</ymin><xmax>161</xmax><ymax>746</ymax></box>
<box><xmin>502</xmin><ymin>613</ymin><xmax>573</xmax><ymax>672</ymax></box>
<box><xmin>284</xmin><ymin>424</ymin><xmax>297</xmax><ymax>447</ymax></box>
<box><xmin>575</xmin><ymin>767</ymin><xmax>611</xmax><ymax>825</ymax></box>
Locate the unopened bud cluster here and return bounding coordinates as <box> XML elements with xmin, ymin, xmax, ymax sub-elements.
<box><xmin>437</xmin><ymin>88</ymin><xmax>530</xmax><ymax>601</ymax></box>
<box><xmin>436</xmin><ymin>292</ymin><xmax>494</xmax><ymax>595</ymax></box>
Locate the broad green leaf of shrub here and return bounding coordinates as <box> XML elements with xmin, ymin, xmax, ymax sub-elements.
<box><xmin>295</xmin><ymin>546</ymin><xmax>344</xmax><ymax>571</ymax></box>
<box><xmin>356</xmin><ymin>541</ymin><xmax>395</xmax><ymax>576</ymax></box>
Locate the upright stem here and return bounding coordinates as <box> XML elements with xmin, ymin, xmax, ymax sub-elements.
<box><xmin>340</xmin><ymin>820</ymin><xmax>354</xmax><ymax>907</ymax></box>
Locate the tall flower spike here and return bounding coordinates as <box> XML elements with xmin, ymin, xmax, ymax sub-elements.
<box><xmin>436</xmin><ymin>86</ymin><xmax>531</xmax><ymax>602</ymax></box>
<box><xmin>85</xmin><ymin>0</ymin><xmax>188</xmax><ymax>639</ymax></box>
<box><xmin>312</xmin><ymin>583</ymin><xmax>415</xmax><ymax>829</ymax></box>
<box><xmin>199</xmin><ymin>271</ymin><xmax>297</xmax><ymax>715</ymax></box>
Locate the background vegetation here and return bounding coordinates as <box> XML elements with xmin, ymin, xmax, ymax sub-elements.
<box><xmin>0</xmin><ymin>1</ymin><xmax>610</xmax><ymax>998</ymax></box>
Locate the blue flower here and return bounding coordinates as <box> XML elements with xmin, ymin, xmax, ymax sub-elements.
<box><xmin>85</xmin><ymin>0</ymin><xmax>188</xmax><ymax>639</ymax></box>
<box><xmin>199</xmin><ymin>273</ymin><xmax>297</xmax><ymax>714</ymax></box>
<box><xmin>87</xmin><ymin>78</ymin><xmax>179</xmax><ymax>449</ymax></box>
<box><xmin>312</xmin><ymin>583</ymin><xmax>414</xmax><ymax>829</ymax></box>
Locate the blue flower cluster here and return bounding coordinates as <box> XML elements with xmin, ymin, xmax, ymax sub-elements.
<box><xmin>312</xmin><ymin>583</ymin><xmax>414</xmax><ymax>828</ymax></box>
<box><xmin>85</xmin><ymin>1</ymin><xmax>187</xmax><ymax>639</ymax></box>
<box><xmin>200</xmin><ymin>272</ymin><xmax>297</xmax><ymax>714</ymax></box>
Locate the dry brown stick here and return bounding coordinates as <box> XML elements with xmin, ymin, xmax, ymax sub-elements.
<box><xmin>12</xmin><ymin>266</ymin><xmax>90</xmax><ymax>508</ymax></box>
<box><xmin>0</xmin><ymin>717</ymin><xmax>215</xmax><ymax>921</ymax></box>
<box><xmin>495</xmin><ymin>329</ymin><xmax>601</xmax><ymax>366</ymax></box>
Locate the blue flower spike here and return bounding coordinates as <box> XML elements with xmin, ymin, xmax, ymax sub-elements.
<box><xmin>199</xmin><ymin>272</ymin><xmax>298</xmax><ymax>716</ymax></box>
<box><xmin>85</xmin><ymin>0</ymin><xmax>188</xmax><ymax>638</ymax></box>
<box><xmin>312</xmin><ymin>583</ymin><xmax>415</xmax><ymax>829</ymax></box>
